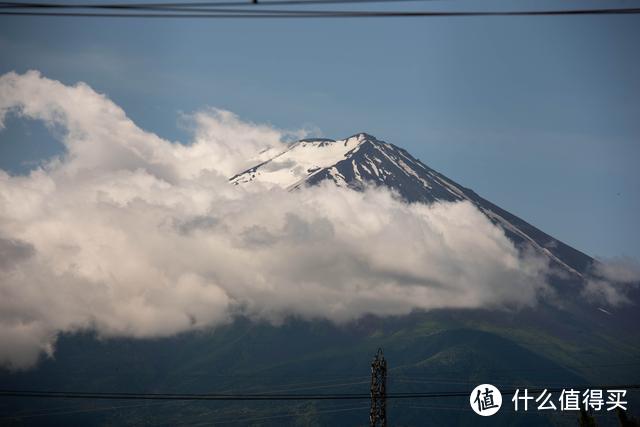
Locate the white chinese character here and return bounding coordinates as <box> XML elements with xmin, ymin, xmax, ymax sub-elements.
<box><xmin>512</xmin><ymin>389</ymin><xmax>534</xmax><ymax>411</ymax></box>
<box><xmin>536</xmin><ymin>389</ymin><xmax>557</xmax><ymax>410</ymax></box>
<box><xmin>583</xmin><ymin>389</ymin><xmax>604</xmax><ymax>411</ymax></box>
<box><xmin>606</xmin><ymin>390</ymin><xmax>628</xmax><ymax>411</ymax></box>
<box><xmin>559</xmin><ymin>389</ymin><xmax>581</xmax><ymax>411</ymax></box>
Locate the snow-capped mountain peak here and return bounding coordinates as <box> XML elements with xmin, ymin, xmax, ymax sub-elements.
<box><xmin>229</xmin><ymin>133</ymin><xmax>593</xmax><ymax>277</ymax></box>
<box><xmin>230</xmin><ymin>133</ymin><xmax>373</xmax><ymax>189</ymax></box>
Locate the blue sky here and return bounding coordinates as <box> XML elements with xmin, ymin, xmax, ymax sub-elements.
<box><xmin>1</xmin><ymin>4</ymin><xmax>639</xmax><ymax>259</ymax></box>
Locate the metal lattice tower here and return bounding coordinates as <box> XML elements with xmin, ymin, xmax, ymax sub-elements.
<box><xmin>369</xmin><ymin>348</ymin><xmax>387</xmax><ymax>427</ymax></box>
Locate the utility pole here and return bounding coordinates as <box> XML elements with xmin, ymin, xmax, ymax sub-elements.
<box><xmin>370</xmin><ymin>348</ymin><xmax>387</xmax><ymax>427</ymax></box>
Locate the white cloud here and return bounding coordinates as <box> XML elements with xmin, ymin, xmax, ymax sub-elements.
<box><xmin>180</xmin><ymin>108</ymin><xmax>311</xmax><ymax>177</ymax></box>
<box><xmin>582</xmin><ymin>257</ymin><xmax>640</xmax><ymax>306</ymax></box>
<box><xmin>0</xmin><ymin>71</ymin><xmax>553</xmax><ymax>370</ymax></box>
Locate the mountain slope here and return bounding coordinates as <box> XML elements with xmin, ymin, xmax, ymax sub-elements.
<box><xmin>231</xmin><ymin>133</ymin><xmax>593</xmax><ymax>277</ymax></box>
<box><xmin>3</xmin><ymin>134</ymin><xmax>640</xmax><ymax>426</ymax></box>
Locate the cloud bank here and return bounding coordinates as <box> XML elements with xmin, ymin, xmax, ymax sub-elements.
<box><xmin>0</xmin><ymin>71</ymin><xmax>554</xmax><ymax>370</ymax></box>
<box><xmin>583</xmin><ymin>257</ymin><xmax>640</xmax><ymax>306</ymax></box>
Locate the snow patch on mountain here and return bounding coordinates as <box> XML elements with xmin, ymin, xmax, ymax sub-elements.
<box><xmin>230</xmin><ymin>134</ymin><xmax>367</xmax><ymax>189</ymax></box>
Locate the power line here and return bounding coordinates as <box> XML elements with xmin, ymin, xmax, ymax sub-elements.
<box><xmin>0</xmin><ymin>0</ymin><xmax>445</xmax><ymax>8</ymax></box>
<box><xmin>0</xmin><ymin>400</ymin><xmax>181</xmax><ymax>420</ymax></box>
<box><xmin>0</xmin><ymin>5</ymin><xmax>445</xmax><ymax>13</ymax></box>
<box><xmin>1</xmin><ymin>384</ymin><xmax>639</xmax><ymax>401</ymax></box>
<box><xmin>0</xmin><ymin>5</ymin><xmax>639</xmax><ymax>17</ymax></box>
<box><xmin>392</xmin><ymin>402</ymin><xmax>580</xmax><ymax>415</ymax></box>
<box><xmin>147</xmin><ymin>360</ymin><xmax>640</xmax><ymax>379</ymax></box>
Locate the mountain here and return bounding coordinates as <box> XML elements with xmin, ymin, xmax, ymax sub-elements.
<box><xmin>3</xmin><ymin>133</ymin><xmax>639</xmax><ymax>427</ymax></box>
<box><xmin>231</xmin><ymin>133</ymin><xmax>591</xmax><ymax>276</ymax></box>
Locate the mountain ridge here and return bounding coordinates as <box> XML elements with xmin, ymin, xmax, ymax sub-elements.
<box><xmin>230</xmin><ymin>133</ymin><xmax>593</xmax><ymax>277</ymax></box>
